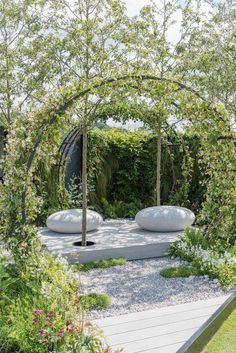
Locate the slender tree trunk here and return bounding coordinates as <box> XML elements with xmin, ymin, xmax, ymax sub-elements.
<box><xmin>0</xmin><ymin>127</ymin><xmax>4</xmax><ymax>180</ymax></box>
<box><xmin>81</xmin><ymin>125</ymin><xmax>88</xmax><ymax>246</ymax></box>
<box><xmin>4</xmin><ymin>32</ymin><xmax>11</xmax><ymax>125</ymax></box>
<box><xmin>81</xmin><ymin>0</ymin><xmax>90</xmax><ymax>247</ymax></box>
<box><xmin>156</xmin><ymin>120</ymin><xmax>162</xmax><ymax>206</ymax></box>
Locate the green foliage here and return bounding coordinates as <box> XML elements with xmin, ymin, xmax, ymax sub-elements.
<box><xmin>171</xmin><ymin>227</ymin><xmax>211</xmax><ymax>251</ymax></box>
<box><xmin>181</xmin><ymin>0</ymin><xmax>236</xmax><ymax>121</ymax></box>
<box><xmin>169</xmin><ymin>228</ymin><xmax>236</xmax><ymax>288</ymax></box>
<box><xmin>71</xmin><ymin>258</ymin><xmax>127</xmax><ymax>272</ymax></box>
<box><xmin>0</xmin><ymin>0</ymin><xmax>61</xmax><ymax>127</ymax></box>
<box><xmin>99</xmin><ymin>199</ymin><xmax>144</xmax><ymax>218</ymax></box>
<box><xmin>160</xmin><ymin>266</ymin><xmax>202</xmax><ymax>278</ymax></box>
<box><xmin>88</xmin><ymin>128</ymin><xmax>204</xmax><ymax>218</ymax></box>
<box><xmin>195</xmin><ymin>112</ymin><xmax>236</xmax><ymax>243</ymax></box>
<box><xmin>0</xmin><ymin>252</ymin><xmax>109</xmax><ymax>353</ymax></box>
<box><xmin>78</xmin><ymin>293</ymin><xmax>111</xmax><ymax>310</ymax></box>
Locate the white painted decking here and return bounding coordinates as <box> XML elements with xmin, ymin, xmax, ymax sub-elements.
<box><xmin>93</xmin><ymin>296</ymin><xmax>230</xmax><ymax>353</ymax></box>
<box><xmin>39</xmin><ymin>219</ymin><xmax>181</xmax><ymax>263</ymax></box>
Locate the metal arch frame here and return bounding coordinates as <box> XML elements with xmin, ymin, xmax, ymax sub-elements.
<box><xmin>57</xmin><ymin>127</ymin><xmax>82</xmax><ymax>185</ymax></box>
<box><xmin>21</xmin><ymin>74</ymin><xmax>225</xmax><ymax>224</ymax></box>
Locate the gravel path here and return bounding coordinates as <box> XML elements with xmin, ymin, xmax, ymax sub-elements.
<box><xmin>80</xmin><ymin>257</ymin><xmax>229</xmax><ymax>319</ymax></box>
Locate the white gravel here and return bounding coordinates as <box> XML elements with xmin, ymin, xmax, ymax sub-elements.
<box><xmin>80</xmin><ymin>257</ymin><xmax>229</xmax><ymax>319</ymax></box>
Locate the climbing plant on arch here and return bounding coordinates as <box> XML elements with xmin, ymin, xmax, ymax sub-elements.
<box><xmin>1</xmin><ymin>74</ymin><xmax>235</xmax><ymax>269</ymax></box>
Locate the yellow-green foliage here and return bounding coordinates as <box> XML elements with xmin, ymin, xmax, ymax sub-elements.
<box><xmin>71</xmin><ymin>257</ymin><xmax>127</xmax><ymax>271</ymax></box>
<box><xmin>0</xmin><ymin>253</ymin><xmax>107</xmax><ymax>353</ymax></box>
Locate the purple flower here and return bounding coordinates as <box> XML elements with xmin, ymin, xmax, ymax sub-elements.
<box><xmin>67</xmin><ymin>325</ymin><xmax>75</xmax><ymax>334</ymax></box>
<box><xmin>33</xmin><ymin>310</ymin><xmax>45</xmax><ymax>316</ymax></box>
<box><xmin>46</xmin><ymin>317</ymin><xmax>53</xmax><ymax>326</ymax></box>
<box><xmin>37</xmin><ymin>329</ymin><xmax>45</xmax><ymax>337</ymax></box>
<box><xmin>33</xmin><ymin>318</ymin><xmax>39</xmax><ymax>325</ymax></box>
<box><xmin>57</xmin><ymin>327</ymin><xmax>65</xmax><ymax>338</ymax></box>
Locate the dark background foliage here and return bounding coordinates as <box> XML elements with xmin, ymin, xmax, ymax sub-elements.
<box><xmin>0</xmin><ymin>126</ymin><xmax>205</xmax><ymax>222</ymax></box>
<box><xmin>87</xmin><ymin>128</ymin><xmax>205</xmax><ymax>218</ymax></box>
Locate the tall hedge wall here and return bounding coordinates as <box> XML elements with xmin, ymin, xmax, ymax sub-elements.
<box><xmin>87</xmin><ymin>128</ymin><xmax>205</xmax><ymax>218</ymax></box>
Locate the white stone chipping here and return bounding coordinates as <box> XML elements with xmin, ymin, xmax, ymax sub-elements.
<box><xmin>80</xmin><ymin>257</ymin><xmax>229</xmax><ymax>319</ymax></box>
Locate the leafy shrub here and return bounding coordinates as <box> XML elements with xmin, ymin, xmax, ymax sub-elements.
<box><xmin>169</xmin><ymin>228</ymin><xmax>236</xmax><ymax>287</ymax></box>
<box><xmin>99</xmin><ymin>199</ymin><xmax>144</xmax><ymax>218</ymax></box>
<box><xmin>0</xmin><ymin>251</ymin><xmax>112</xmax><ymax>353</ymax></box>
<box><xmin>87</xmin><ymin>129</ymin><xmax>205</xmax><ymax>218</ymax></box>
<box><xmin>78</xmin><ymin>293</ymin><xmax>111</xmax><ymax>310</ymax></box>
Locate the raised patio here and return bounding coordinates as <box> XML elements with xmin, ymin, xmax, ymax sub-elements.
<box><xmin>39</xmin><ymin>219</ymin><xmax>182</xmax><ymax>263</ymax></box>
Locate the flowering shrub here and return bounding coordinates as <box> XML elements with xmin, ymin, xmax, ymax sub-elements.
<box><xmin>0</xmin><ymin>251</ymin><xmax>113</xmax><ymax>353</ymax></box>
<box><xmin>169</xmin><ymin>228</ymin><xmax>236</xmax><ymax>288</ymax></box>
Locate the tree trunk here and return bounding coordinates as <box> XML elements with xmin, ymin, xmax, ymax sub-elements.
<box><xmin>0</xmin><ymin>127</ymin><xmax>4</xmax><ymax>180</ymax></box>
<box><xmin>81</xmin><ymin>0</ymin><xmax>90</xmax><ymax>247</ymax></box>
<box><xmin>81</xmin><ymin>126</ymin><xmax>88</xmax><ymax>246</ymax></box>
<box><xmin>156</xmin><ymin>120</ymin><xmax>162</xmax><ymax>206</ymax></box>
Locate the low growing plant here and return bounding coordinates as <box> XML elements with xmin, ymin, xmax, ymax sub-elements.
<box><xmin>169</xmin><ymin>228</ymin><xmax>236</xmax><ymax>288</ymax></box>
<box><xmin>160</xmin><ymin>266</ymin><xmax>202</xmax><ymax>278</ymax></box>
<box><xmin>71</xmin><ymin>258</ymin><xmax>127</xmax><ymax>272</ymax></box>
<box><xmin>78</xmin><ymin>293</ymin><xmax>111</xmax><ymax>310</ymax></box>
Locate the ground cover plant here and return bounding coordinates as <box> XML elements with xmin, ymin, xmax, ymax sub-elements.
<box><xmin>160</xmin><ymin>266</ymin><xmax>202</xmax><ymax>278</ymax></box>
<box><xmin>169</xmin><ymin>228</ymin><xmax>236</xmax><ymax>288</ymax></box>
<box><xmin>71</xmin><ymin>258</ymin><xmax>127</xmax><ymax>272</ymax></box>
<box><xmin>78</xmin><ymin>293</ymin><xmax>111</xmax><ymax>310</ymax></box>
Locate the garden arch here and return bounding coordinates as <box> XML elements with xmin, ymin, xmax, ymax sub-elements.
<box><xmin>2</xmin><ymin>74</ymin><xmax>235</xmax><ymax>264</ymax></box>
<box><xmin>21</xmin><ymin>75</ymin><xmax>224</xmax><ymax>214</ymax></box>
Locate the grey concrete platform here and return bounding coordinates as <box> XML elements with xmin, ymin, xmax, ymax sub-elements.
<box><xmin>93</xmin><ymin>295</ymin><xmax>231</xmax><ymax>353</ymax></box>
<box><xmin>39</xmin><ymin>219</ymin><xmax>182</xmax><ymax>263</ymax></box>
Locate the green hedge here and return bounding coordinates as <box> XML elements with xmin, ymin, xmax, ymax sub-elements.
<box><xmin>87</xmin><ymin>128</ymin><xmax>205</xmax><ymax>218</ymax></box>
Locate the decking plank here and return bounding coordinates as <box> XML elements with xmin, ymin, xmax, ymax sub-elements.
<box><xmin>94</xmin><ymin>296</ymin><xmax>229</xmax><ymax>328</ymax></box>
<box><xmin>93</xmin><ymin>296</ymin><xmax>230</xmax><ymax>353</ymax></box>
<box><xmin>135</xmin><ymin>342</ymin><xmax>186</xmax><ymax>353</ymax></box>
<box><xmin>106</xmin><ymin>315</ymin><xmax>216</xmax><ymax>346</ymax></box>
<box><xmin>110</xmin><ymin>327</ymin><xmax>198</xmax><ymax>353</ymax></box>
<box><xmin>95</xmin><ymin>306</ymin><xmax>219</xmax><ymax>336</ymax></box>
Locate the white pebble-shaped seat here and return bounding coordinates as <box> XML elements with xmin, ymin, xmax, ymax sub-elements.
<box><xmin>135</xmin><ymin>206</ymin><xmax>195</xmax><ymax>232</ymax></box>
<box><xmin>46</xmin><ymin>209</ymin><xmax>103</xmax><ymax>233</ymax></box>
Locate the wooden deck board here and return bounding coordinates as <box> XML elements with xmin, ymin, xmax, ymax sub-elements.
<box><xmin>93</xmin><ymin>296</ymin><xmax>230</xmax><ymax>353</ymax></box>
<box><xmin>98</xmin><ymin>306</ymin><xmax>220</xmax><ymax>336</ymax></box>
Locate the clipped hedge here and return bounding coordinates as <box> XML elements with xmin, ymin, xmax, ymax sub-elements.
<box><xmin>87</xmin><ymin>128</ymin><xmax>205</xmax><ymax>218</ymax></box>
<box><xmin>33</xmin><ymin>127</ymin><xmax>205</xmax><ymax>221</ymax></box>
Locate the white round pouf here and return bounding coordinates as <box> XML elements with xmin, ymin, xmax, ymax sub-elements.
<box><xmin>46</xmin><ymin>209</ymin><xmax>103</xmax><ymax>233</ymax></box>
<box><xmin>135</xmin><ymin>206</ymin><xmax>195</xmax><ymax>232</ymax></box>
